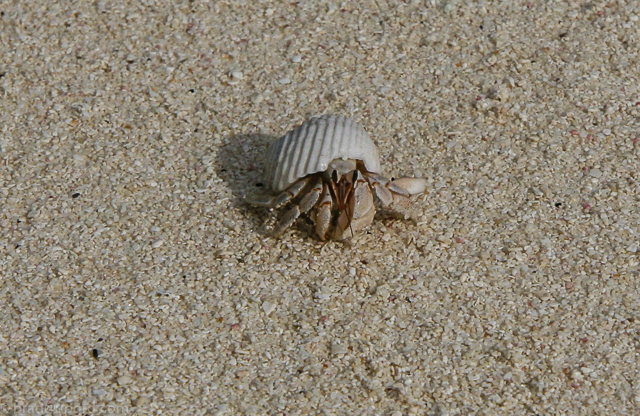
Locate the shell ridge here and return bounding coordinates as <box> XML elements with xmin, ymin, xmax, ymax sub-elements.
<box><xmin>284</xmin><ymin>121</ymin><xmax>311</xmax><ymax>191</ymax></box>
<box><xmin>304</xmin><ymin>116</ymin><xmax>326</xmax><ymax>176</ymax></box>
<box><xmin>358</xmin><ymin>127</ymin><xmax>371</xmax><ymax>170</ymax></box>
<box><xmin>360</xmin><ymin>127</ymin><xmax>380</xmax><ymax>173</ymax></box>
<box><xmin>346</xmin><ymin>117</ymin><xmax>361</xmax><ymax>163</ymax></box>
<box><xmin>331</xmin><ymin>115</ymin><xmax>344</xmax><ymax>165</ymax></box>
<box><xmin>340</xmin><ymin>116</ymin><xmax>354</xmax><ymax>161</ymax></box>
<box><xmin>291</xmin><ymin>119</ymin><xmax>317</xmax><ymax>189</ymax></box>
<box><xmin>265</xmin><ymin>137</ymin><xmax>282</xmax><ymax>189</ymax></box>
<box><xmin>277</xmin><ymin>125</ymin><xmax>301</xmax><ymax>191</ymax></box>
<box><xmin>318</xmin><ymin>115</ymin><xmax>336</xmax><ymax>172</ymax></box>
<box><xmin>268</xmin><ymin>133</ymin><xmax>288</xmax><ymax>190</ymax></box>
<box><xmin>272</xmin><ymin>131</ymin><xmax>293</xmax><ymax>191</ymax></box>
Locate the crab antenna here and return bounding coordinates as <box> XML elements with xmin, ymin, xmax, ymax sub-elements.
<box><xmin>348</xmin><ymin>200</ymin><xmax>354</xmax><ymax>237</ymax></box>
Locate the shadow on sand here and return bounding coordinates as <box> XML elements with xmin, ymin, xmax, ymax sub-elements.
<box><xmin>213</xmin><ymin>133</ymin><xmax>279</xmax><ymax>230</ymax></box>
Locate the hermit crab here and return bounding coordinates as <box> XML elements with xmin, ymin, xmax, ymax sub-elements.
<box><xmin>246</xmin><ymin>114</ymin><xmax>427</xmax><ymax>240</ymax></box>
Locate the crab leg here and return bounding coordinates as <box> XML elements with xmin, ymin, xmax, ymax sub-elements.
<box><xmin>270</xmin><ymin>206</ymin><xmax>300</xmax><ymax>237</ymax></box>
<box><xmin>245</xmin><ymin>176</ymin><xmax>311</xmax><ymax>208</ymax></box>
<box><xmin>365</xmin><ymin>173</ymin><xmax>394</xmax><ymax>205</ymax></box>
<box><xmin>298</xmin><ymin>178</ymin><xmax>323</xmax><ymax>212</ymax></box>
<box><xmin>314</xmin><ymin>183</ymin><xmax>333</xmax><ymax>240</ymax></box>
<box><xmin>271</xmin><ymin>177</ymin><xmax>323</xmax><ymax>237</ymax></box>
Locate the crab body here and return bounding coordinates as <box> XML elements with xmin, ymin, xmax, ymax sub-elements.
<box><xmin>247</xmin><ymin>114</ymin><xmax>426</xmax><ymax>240</ymax></box>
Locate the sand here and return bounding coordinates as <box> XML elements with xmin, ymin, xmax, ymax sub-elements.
<box><xmin>1</xmin><ymin>0</ymin><xmax>639</xmax><ymax>414</ymax></box>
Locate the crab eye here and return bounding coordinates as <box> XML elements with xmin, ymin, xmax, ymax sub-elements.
<box><xmin>331</xmin><ymin>170</ymin><xmax>339</xmax><ymax>183</ymax></box>
<box><xmin>352</xmin><ymin>170</ymin><xmax>359</xmax><ymax>182</ymax></box>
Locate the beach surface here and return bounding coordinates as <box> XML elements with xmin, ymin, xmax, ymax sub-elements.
<box><xmin>1</xmin><ymin>1</ymin><xmax>639</xmax><ymax>414</ymax></box>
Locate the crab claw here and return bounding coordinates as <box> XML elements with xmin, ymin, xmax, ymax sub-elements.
<box><xmin>390</xmin><ymin>177</ymin><xmax>427</xmax><ymax>195</ymax></box>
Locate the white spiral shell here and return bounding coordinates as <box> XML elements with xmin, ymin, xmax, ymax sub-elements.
<box><xmin>265</xmin><ymin>114</ymin><xmax>382</xmax><ymax>192</ymax></box>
